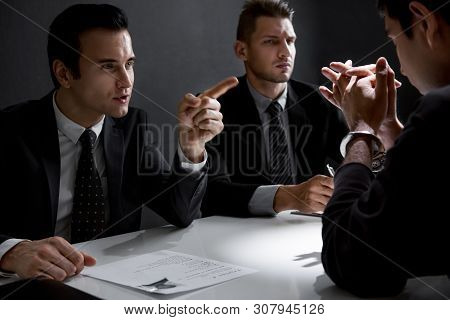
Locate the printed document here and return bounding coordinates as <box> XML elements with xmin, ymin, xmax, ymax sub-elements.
<box><xmin>82</xmin><ymin>250</ymin><xmax>256</xmax><ymax>294</ymax></box>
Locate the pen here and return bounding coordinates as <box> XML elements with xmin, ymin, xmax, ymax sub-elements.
<box><xmin>326</xmin><ymin>164</ymin><xmax>335</xmax><ymax>177</ymax></box>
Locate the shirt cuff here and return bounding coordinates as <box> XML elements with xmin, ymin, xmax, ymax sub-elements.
<box><xmin>177</xmin><ymin>144</ymin><xmax>207</xmax><ymax>172</ymax></box>
<box><xmin>0</xmin><ymin>239</ymin><xmax>29</xmax><ymax>278</ymax></box>
<box><xmin>248</xmin><ymin>185</ymin><xmax>280</xmax><ymax>216</ymax></box>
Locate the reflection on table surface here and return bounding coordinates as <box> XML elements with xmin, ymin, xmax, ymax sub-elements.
<box><xmin>65</xmin><ymin>213</ymin><xmax>450</xmax><ymax>300</ymax></box>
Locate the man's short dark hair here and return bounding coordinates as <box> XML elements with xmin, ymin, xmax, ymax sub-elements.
<box><xmin>237</xmin><ymin>0</ymin><xmax>294</xmax><ymax>42</ymax></box>
<box><xmin>377</xmin><ymin>0</ymin><xmax>450</xmax><ymax>37</ymax></box>
<box><xmin>47</xmin><ymin>4</ymin><xmax>128</xmax><ymax>87</ymax></box>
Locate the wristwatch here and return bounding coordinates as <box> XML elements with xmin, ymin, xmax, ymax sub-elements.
<box><xmin>371</xmin><ymin>151</ymin><xmax>386</xmax><ymax>173</ymax></box>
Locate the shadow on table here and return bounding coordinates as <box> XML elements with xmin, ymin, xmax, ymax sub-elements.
<box><xmin>313</xmin><ymin>274</ymin><xmax>357</xmax><ymax>299</ymax></box>
<box><xmin>396</xmin><ymin>276</ymin><xmax>450</xmax><ymax>299</ymax></box>
<box><xmin>294</xmin><ymin>251</ymin><xmax>321</xmax><ymax>267</ymax></box>
<box><xmin>294</xmin><ymin>251</ymin><xmax>357</xmax><ymax>299</ymax></box>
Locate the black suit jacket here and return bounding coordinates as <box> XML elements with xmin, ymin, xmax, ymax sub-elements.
<box><xmin>0</xmin><ymin>92</ymin><xmax>206</xmax><ymax>244</ymax></box>
<box><xmin>322</xmin><ymin>85</ymin><xmax>450</xmax><ymax>297</ymax></box>
<box><xmin>202</xmin><ymin>76</ymin><xmax>348</xmax><ymax>216</ymax></box>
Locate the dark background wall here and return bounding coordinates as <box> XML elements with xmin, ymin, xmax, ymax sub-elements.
<box><xmin>0</xmin><ymin>0</ymin><xmax>421</xmax><ymax>120</ymax></box>
<box><xmin>0</xmin><ymin>0</ymin><xmax>421</xmax><ymax>226</ymax></box>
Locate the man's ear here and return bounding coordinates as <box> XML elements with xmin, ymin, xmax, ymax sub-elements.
<box><xmin>234</xmin><ymin>40</ymin><xmax>248</xmax><ymax>61</ymax></box>
<box><xmin>409</xmin><ymin>1</ymin><xmax>439</xmax><ymax>49</ymax></box>
<box><xmin>52</xmin><ymin>60</ymin><xmax>73</xmax><ymax>88</ymax></box>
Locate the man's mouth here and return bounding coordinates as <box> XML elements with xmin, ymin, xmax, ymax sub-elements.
<box><xmin>113</xmin><ymin>95</ymin><xmax>130</xmax><ymax>104</ymax></box>
<box><xmin>276</xmin><ymin>62</ymin><xmax>291</xmax><ymax>70</ymax></box>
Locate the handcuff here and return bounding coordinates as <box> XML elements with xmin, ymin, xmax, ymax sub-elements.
<box><xmin>340</xmin><ymin>131</ymin><xmax>386</xmax><ymax>172</ymax></box>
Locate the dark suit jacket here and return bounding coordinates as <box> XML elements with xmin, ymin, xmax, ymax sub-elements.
<box><xmin>202</xmin><ymin>76</ymin><xmax>348</xmax><ymax>216</ymax></box>
<box><xmin>0</xmin><ymin>278</ymin><xmax>99</xmax><ymax>299</ymax></box>
<box><xmin>322</xmin><ymin>85</ymin><xmax>450</xmax><ymax>297</ymax></box>
<box><xmin>0</xmin><ymin>92</ymin><xmax>206</xmax><ymax>244</ymax></box>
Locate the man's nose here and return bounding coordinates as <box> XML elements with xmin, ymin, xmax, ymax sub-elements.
<box><xmin>117</xmin><ymin>68</ymin><xmax>133</xmax><ymax>88</ymax></box>
<box><xmin>279</xmin><ymin>40</ymin><xmax>292</xmax><ymax>59</ymax></box>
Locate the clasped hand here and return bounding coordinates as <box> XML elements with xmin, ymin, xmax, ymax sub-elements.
<box><xmin>319</xmin><ymin>57</ymin><xmax>403</xmax><ymax>150</ymax></box>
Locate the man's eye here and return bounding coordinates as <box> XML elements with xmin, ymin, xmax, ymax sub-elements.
<box><xmin>126</xmin><ymin>61</ymin><xmax>135</xmax><ymax>69</ymax></box>
<box><xmin>102</xmin><ymin>64</ymin><xmax>114</xmax><ymax>70</ymax></box>
<box><xmin>264</xmin><ymin>39</ymin><xmax>275</xmax><ymax>44</ymax></box>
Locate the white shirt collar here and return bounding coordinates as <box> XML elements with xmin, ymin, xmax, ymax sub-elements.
<box><xmin>52</xmin><ymin>92</ymin><xmax>105</xmax><ymax>144</ymax></box>
<box><xmin>246</xmin><ymin>79</ymin><xmax>288</xmax><ymax>114</ymax></box>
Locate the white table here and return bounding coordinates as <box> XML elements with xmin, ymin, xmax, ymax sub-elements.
<box><xmin>59</xmin><ymin>212</ymin><xmax>450</xmax><ymax>299</ymax></box>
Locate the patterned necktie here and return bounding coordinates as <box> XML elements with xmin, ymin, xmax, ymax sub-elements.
<box><xmin>71</xmin><ymin>129</ymin><xmax>106</xmax><ymax>243</ymax></box>
<box><xmin>267</xmin><ymin>101</ymin><xmax>294</xmax><ymax>185</ymax></box>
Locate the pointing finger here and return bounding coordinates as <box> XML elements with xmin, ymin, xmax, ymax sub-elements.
<box><xmin>201</xmin><ymin>76</ymin><xmax>239</xmax><ymax>99</ymax></box>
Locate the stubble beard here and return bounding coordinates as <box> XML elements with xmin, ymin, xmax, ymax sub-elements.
<box><xmin>252</xmin><ymin>68</ymin><xmax>292</xmax><ymax>84</ymax></box>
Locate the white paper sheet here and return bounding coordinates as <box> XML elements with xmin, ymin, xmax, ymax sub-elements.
<box><xmin>81</xmin><ymin>250</ymin><xmax>257</xmax><ymax>294</ymax></box>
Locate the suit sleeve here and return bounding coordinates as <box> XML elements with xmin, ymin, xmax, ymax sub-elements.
<box><xmin>323</xmin><ymin>99</ymin><xmax>348</xmax><ymax>166</ymax></box>
<box><xmin>322</xmin><ymin>92</ymin><xmax>450</xmax><ymax>297</ymax></box>
<box><xmin>201</xmin><ymin>134</ymin><xmax>261</xmax><ymax>217</ymax></box>
<box><xmin>138</xmin><ymin>112</ymin><xmax>207</xmax><ymax>228</ymax></box>
<box><xmin>0</xmin><ymin>110</ymin><xmax>13</xmax><ymax>245</ymax></box>
<box><xmin>321</xmin><ymin>163</ymin><xmax>407</xmax><ymax>297</ymax></box>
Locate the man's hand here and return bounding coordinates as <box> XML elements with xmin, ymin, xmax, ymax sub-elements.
<box><xmin>178</xmin><ymin>77</ymin><xmax>239</xmax><ymax>163</ymax></box>
<box><xmin>0</xmin><ymin>237</ymin><xmax>96</xmax><ymax>281</ymax></box>
<box><xmin>319</xmin><ymin>59</ymin><xmax>354</xmax><ymax>108</ymax></box>
<box><xmin>273</xmin><ymin>175</ymin><xmax>334</xmax><ymax>213</ymax></box>
<box><xmin>320</xmin><ymin>58</ymin><xmax>403</xmax><ymax>149</ymax></box>
<box><xmin>320</xmin><ymin>60</ymin><xmax>402</xmax><ymax>109</ymax></box>
<box><xmin>345</xmin><ymin>64</ymin><xmax>403</xmax><ymax>150</ymax></box>
<box><xmin>319</xmin><ymin>57</ymin><xmax>389</xmax><ymax>132</ymax></box>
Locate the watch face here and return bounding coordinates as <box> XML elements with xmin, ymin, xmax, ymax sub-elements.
<box><xmin>372</xmin><ymin>152</ymin><xmax>386</xmax><ymax>173</ymax></box>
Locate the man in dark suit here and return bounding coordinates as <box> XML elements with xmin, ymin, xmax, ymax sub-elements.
<box><xmin>202</xmin><ymin>0</ymin><xmax>348</xmax><ymax>217</ymax></box>
<box><xmin>319</xmin><ymin>0</ymin><xmax>450</xmax><ymax>296</ymax></box>
<box><xmin>0</xmin><ymin>4</ymin><xmax>236</xmax><ymax>281</ymax></box>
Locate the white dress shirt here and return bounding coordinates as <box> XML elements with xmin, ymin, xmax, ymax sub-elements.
<box><xmin>0</xmin><ymin>93</ymin><xmax>206</xmax><ymax>274</ymax></box>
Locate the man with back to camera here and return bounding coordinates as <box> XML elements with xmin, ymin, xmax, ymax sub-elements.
<box><xmin>319</xmin><ymin>0</ymin><xmax>450</xmax><ymax>297</ymax></box>
<box><xmin>202</xmin><ymin>0</ymin><xmax>348</xmax><ymax>217</ymax></box>
<box><xmin>0</xmin><ymin>4</ymin><xmax>237</xmax><ymax>281</ymax></box>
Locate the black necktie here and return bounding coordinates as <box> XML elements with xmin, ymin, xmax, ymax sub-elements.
<box><xmin>71</xmin><ymin>129</ymin><xmax>106</xmax><ymax>243</ymax></box>
<box><xmin>267</xmin><ymin>101</ymin><xmax>293</xmax><ymax>185</ymax></box>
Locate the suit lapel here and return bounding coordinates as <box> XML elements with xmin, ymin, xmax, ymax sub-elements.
<box><xmin>286</xmin><ymin>82</ymin><xmax>309</xmax><ymax>153</ymax></box>
<box><xmin>233</xmin><ymin>79</ymin><xmax>265</xmax><ymax>170</ymax></box>
<box><xmin>287</xmin><ymin>82</ymin><xmax>315</xmax><ymax>182</ymax></box>
<box><xmin>235</xmin><ymin>80</ymin><xmax>262</xmax><ymax>126</ymax></box>
<box><xmin>26</xmin><ymin>93</ymin><xmax>61</xmax><ymax>230</ymax></box>
<box><xmin>103</xmin><ymin>116</ymin><xmax>124</xmax><ymax>224</ymax></box>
